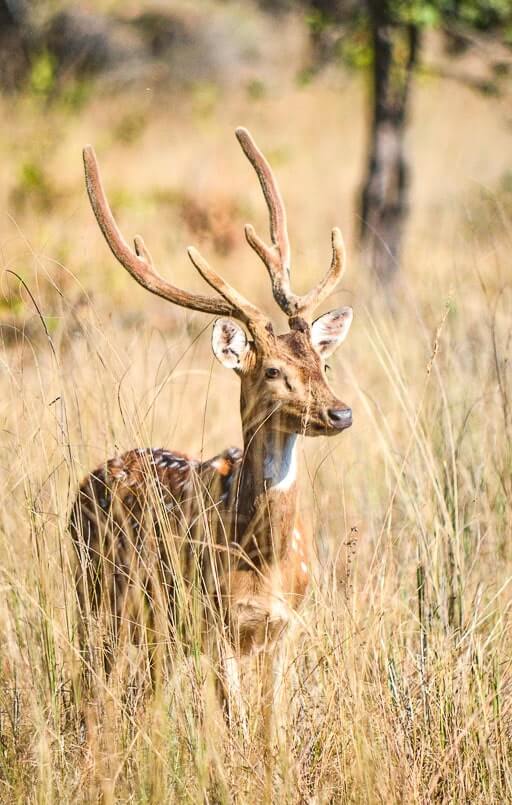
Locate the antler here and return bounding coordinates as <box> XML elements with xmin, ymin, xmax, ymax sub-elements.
<box><xmin>82</xmin><ymin>145</ymin><xmax>271</xmax><ymax>339</ymax></box>
<box><xmin>235</xmin><ymin>127</ymin><xmax>346</xmax><ymax>322</ymax></box>
<box><xmin>83</xmin><ymin>131</ymin><xmax>346</xmax><ymax>341</ymax></box>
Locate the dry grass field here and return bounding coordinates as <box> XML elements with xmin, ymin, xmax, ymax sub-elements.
<box><xmin>0</xmin><ymin>6</ymin><xmax>511</xmax><ymax>801</ymax></box>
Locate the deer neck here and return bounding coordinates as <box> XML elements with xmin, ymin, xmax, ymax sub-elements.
<box><xmin>233</xmin><ymin>417</ymin><xmax>299</xmax><ymax>566</ymax></box>
<box><xmin>262</xmin><ymin>429</ymin><xmax>298</xmax><ymax>491</ymax></box>
<box><xmin>242</xmin><ymin>425</ymin><xmax>298</xmax><ymax>494</ymax></box>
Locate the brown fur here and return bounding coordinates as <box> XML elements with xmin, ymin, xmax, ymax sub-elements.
<box><xmin>76</xmin><ymin>130</ymin><xmax>353</xmax><ymax>759</ymax></box>
<box><xmin>69</xmin><ymin>314</ymin><xmax>352</xmax><ymax>673</ymax></box>
<box><xmin>69</xmin><ymin>439</ymin><xmax>312</xmax><ymax>663</ymax></box>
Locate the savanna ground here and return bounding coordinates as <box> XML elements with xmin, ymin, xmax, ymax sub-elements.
<box><xmin>0</xmin><ymin>4</ymin><xmax>511</xmax><ymax>802</ymax></box>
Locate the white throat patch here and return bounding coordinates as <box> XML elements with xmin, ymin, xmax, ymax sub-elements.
<box><xmin>263</xmin><ymin>433</ymin><xmax>298</xmax><ymax>491</ymax></box>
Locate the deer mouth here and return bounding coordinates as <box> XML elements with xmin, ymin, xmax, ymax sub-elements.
<box><xmin>297</xmin><ymin>408</ymin><xmax>352</xmax><ymax>436</ymax></box>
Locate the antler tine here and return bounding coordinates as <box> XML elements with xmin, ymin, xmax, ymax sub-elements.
<box><xmin>186</xmin><ymin>247</ymin><xmax>270</xmax><ymax>333</ymax></box>
<box><xmin>297</xmin><ymin>227</ymin><xmax>346</xmax><ymax>318</ymax></box>
<box><xmin>83</xmin><ymin>145</ymin><xmax>269</xmax><ymax>330</ymax></box>
<box><xmin>235</xmin><ymin>127</ymin><xmax>299</xmax><ymax>316</ymax></box>
<box><xmin>235</xmin><ymin>127</ymin><xmax>290</xmax><ymax>270</ymax></box>
<box><xmin>236</xmin><ymin>129</ymin><xmax>346</xmax><ymax>323</ymax></box>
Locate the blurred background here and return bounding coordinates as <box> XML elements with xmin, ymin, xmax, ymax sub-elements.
<box><xmin>0</xmin><ymin>1</ymin><xmax>512</xmax><ymax>801</ymax></box>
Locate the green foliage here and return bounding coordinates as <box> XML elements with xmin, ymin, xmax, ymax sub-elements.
<box><xmin>305</xmin><ymin>8</ymin><xmax>330</xmax><ymax>36</ymax></box>
<box><xmin>58</xmin><ymin>78</ymin><xmax>92</xmax><ymax>113</ymax></box>
<box><xmin>348</xmin><ymin>0</ymin><xmax>512</xmax><ymax>31</ymax></box>
<box><xmin>339</xmin><ymin>22</ymin><xmax>372</xmax><ymax>69</ymax></box>
<box><xmin>379</xmin><ymin>0</ymin><xmax>512</xmax><ymax>33</ymax></box>
<box><xmin>445</xmin><ymin>0</ymin><xmax>512</xmax><ymax>31</ymax></box>
<box><xmin>246</xmin><ymin>78</ymin><xmax>267</xmax><ymax>100</ymax></box>
<box><xmin>296</xmin><ymin>66</ymin><xmax>315</xmax><ymax>86</ymax></box>
<box><xmin>29</xmin><ymin>51</ymin><xmax>56</xmax><ymax>98</ymax></box>
<box><xmin>19</xmin><ymin>161</ymin><xmax>45</xmax><ymax>192</ymax></box>
<box><xmin>112</xmin><ymin>111</ymin><xmax>147</xmax><ymax>146</ymax></box>
<box><xmin>28</xmin><ymin>49</ymin><xmax>92</xmax><ymax>111</ymax></box>
<box><xmin>0</xmin><ymin>290</ymin><xmax>24</xmax><ymax>316</ymax></box>
<box><xmin>10</xmin><ymin>158</ymin><xmax>57</xmax><ymax>213</ymax></box>
<box><xmin>302</xmin><ymin>0</ymin><xmax>512</xmax><ymax>74</ymax></box>
<box><xmin>191</xmin><ymin>82</ymin><xmax>220</xmax><ymax>119</ymax></box>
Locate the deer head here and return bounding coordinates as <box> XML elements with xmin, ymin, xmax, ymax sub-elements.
<box><xmin>83</xmin><ymin>128</ymin><xmax>353</xmax><ymax>439</ymax></box>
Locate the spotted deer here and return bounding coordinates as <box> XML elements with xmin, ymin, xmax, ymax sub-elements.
<box><xmin>70</xmin><ymin>128</ymin><xmax>353</xmax><ymax>735</ymax></box>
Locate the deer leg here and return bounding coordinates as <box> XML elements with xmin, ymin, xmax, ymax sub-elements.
<box><xmin>103</xmin><ymin>572</ymin><xmax>124</xmax><ymax>676</ymax></box>
<box><xmin>261</xmin><ymin>647</ymin><xmax>276</xmax><ymax>803</ymax></box>
<box><xmin>269</xmin><ymin>644</ymin><xmax>287</xmax><ymax>744</ymax></box>
<box><xmin>261</xmin><ymin>640</ymin><xmax>288</xmax><ymax>800</ymax></box>
<box><xmin>216</xmin><ymin>641</ymin><xmax>248</xmax><ymax>740</ymax></box>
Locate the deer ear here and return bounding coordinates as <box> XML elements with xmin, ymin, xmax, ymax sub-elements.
<box><xmin>212</xmin><ymin>318</ymin><xmax>251</xmax><ymax>370</ymax></box>
<box><xmin>311</xmin><ymin>307</ymin><xmax>353</xmax><ymax>358</ymax></box>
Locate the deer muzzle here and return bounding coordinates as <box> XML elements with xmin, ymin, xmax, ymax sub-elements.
<box><xmin>327</xmin><ymin>407</ymin><xmax>352</xmax><ymax>430</ymax></box>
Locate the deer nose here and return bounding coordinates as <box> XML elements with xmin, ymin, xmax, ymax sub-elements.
<box><xmin>328</xmin><ymin>407</ymin><xmax>352</xmax><ymax>429</ymax></box>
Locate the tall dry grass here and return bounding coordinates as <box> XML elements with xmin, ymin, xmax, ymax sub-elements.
<box><xmin>0</xmin><ymin>39</ymin><xmax>511</xmax><ymax>802</ymax></box>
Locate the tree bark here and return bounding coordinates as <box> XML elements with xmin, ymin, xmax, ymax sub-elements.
<box><xmin>0</xmin><ymin>0</ymin><xmax>30</xmax><ymax>91</ymax></box>
<box><xmin>360</xmin><ymin>1</ymin><xmax>420</xmax><ymax>287</ymax></box>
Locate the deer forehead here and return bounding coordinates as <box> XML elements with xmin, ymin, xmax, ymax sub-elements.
<box><xmin>261</xmin><ymin>331</ymin><xmax>323</xmax><ymax>369</ymax></box>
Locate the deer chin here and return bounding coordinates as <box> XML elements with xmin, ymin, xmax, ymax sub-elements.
<box><xmin>295</xmin><ymin>418</ymin><xmax>332</xmax><ymax>437</ymax></box>
<box><xmin>275</xmin><ymin>418</ymin><xmax>326</xmax><ymax>437</ymax></box>
<box><xmin>324</xmin><ymin>421</ymin><xmax>352</xmax><ymax>436</ymax></box>
<box><xmin>301</xmin><ymin>416</ymin><xmax>352</xmax><ymax>437</ymax></box>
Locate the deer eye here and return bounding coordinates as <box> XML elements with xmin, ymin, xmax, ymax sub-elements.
<box><xmin>265</xmin><ymin>367</ymin><xmax>280</xmax><ymax>379</ymax></box>
<box><xmin>325</xmin><ymin>364</ymin><xmax>332</xmax><ymax>373</ymax></box>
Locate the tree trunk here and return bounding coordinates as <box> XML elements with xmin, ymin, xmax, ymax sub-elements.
<box><xmin>360</xmin><ymin>1</ymin><xmax>420</xmax><ymax>287</ymax></box>
<box><xmin>0</xmin><ymin>0</ymin><xmax>30</xmax><ymax>91</ymax></box>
